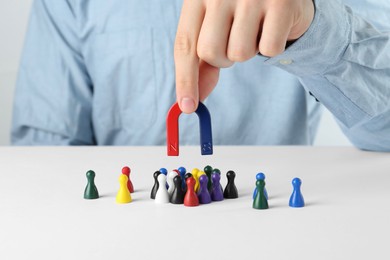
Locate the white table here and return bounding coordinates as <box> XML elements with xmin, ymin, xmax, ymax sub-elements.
<box><xmin>0</xmin><ymin>146</ymin><xmax>389</xmax><ymax>260</ymax></box>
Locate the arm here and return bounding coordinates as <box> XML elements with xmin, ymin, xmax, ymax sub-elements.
<box><xmin>12</xmin><ymin>0</ymin><xmax>94</xmax><ymax>145</ymax></box>
<box><xmin>265</xmin><ymin>0</ymin><xmax>390</xmax><ymax>151</ymax></box>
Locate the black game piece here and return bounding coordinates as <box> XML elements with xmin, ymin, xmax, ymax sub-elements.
<box><xmin>170</xmin><ymin>175</ymin><xmax>185</xmax><ymax>204</ymax></box>
<box><xmin>223</xmin><ymin>170</ymin><xmax>238</xmax><ymax>199</ymax></box>
<box><xmin>150</xmin><ymin>171</ymin><xmax>161</xmax><ymax>199</ymax></box>
<box><xmin>183</xmin><ymin>173</ymin><xmax>193</xmax><ymax>193</ymax></box>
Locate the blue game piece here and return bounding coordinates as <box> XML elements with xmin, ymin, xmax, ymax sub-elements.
<box><xmin>197</xmin><ymin>175</ymin><xmax>211</xmax><ymax>204</ymax></box>
<box><xmin>253</xmin><ymin>173</ymin><xmax>268</xmax><ymax>200</ymax></box>
<box><xmin>289</xmin><ymin>178</ymin><xmax>305</xmax><ymax>208</ymax></box>
<box><xmin>178</xmin><ymin>166</ymin><xmax>187</xmax><ymax>190</ymax></box>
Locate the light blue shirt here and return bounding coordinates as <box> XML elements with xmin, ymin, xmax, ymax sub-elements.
<box><xmin>12</xmin><ymin>0</ymin><xmax>390</xmax><ymax>151</ymax></box>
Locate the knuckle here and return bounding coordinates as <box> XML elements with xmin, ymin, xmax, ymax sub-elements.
<box><xmin>259</xmin><ymin>45</ymin><xmax>282</xmax><ymax>57</ymax></box>
<box><xmin>227</xmin><ymin>47</ymin><xmax>253</xmax><ymax>62</ymax></box>
<box><xmin>197</xmin><ymin>43</ymin><xmax>219</xmax><ymax>63</ymax></box>
<box><xmin>174</xmin><ymin>32</ymin><xmax>194</xmax><ymax>56</ymax></box>
<box><xmin>177</xmin><ymin>79</ymin><xmax>197</xmax><ymax>90</ymax></box>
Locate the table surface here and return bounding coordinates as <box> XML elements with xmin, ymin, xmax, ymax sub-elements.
<box><xmin>0</xmin><ymin>146</ymin><xmax>389</xmax><ymax>260</ymax></box>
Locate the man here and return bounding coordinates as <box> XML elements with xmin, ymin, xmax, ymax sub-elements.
<box><xmin>12</xmin><ymin>0</ymin><xmax>390</xmax><ymax>151</ymax></box>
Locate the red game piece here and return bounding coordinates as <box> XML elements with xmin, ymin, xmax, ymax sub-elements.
<box><xmin>122</xmin><ymin>166</ymin><xmax>134</xmax><ymax>193</ymax></box>
<box><xmin>184</xmin><ymin>177</ymin><xmax>199</xmax><ymax>207</ymax></box>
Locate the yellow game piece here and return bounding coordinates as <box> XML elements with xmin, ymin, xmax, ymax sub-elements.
<box><xmin>116</xmin><ymin>174</ymin><xmax>132</xmax><ymax>204</ymax></box>
<box><xmin>191</xmin><ymin>168</ymin><xmax>200</xmax><ymax>192</ymax></box>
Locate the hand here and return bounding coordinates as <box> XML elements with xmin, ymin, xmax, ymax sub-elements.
<box><xmin>174</xmin><ymin>0</ymin><xmax>314</xmax><ymax>113</ymax></box>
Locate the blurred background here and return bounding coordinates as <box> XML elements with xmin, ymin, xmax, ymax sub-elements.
<box><xmin>0</xmin><ymin>1</ymin><xmax>352</xmax><ymax>146</ymax></box>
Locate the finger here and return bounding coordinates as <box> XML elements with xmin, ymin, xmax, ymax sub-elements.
<box><xmin>197</xmin><ymin>0</ymin><xmax>234</xmax><ymax>68</ymax></box>
<box><xmin>198</xmin><ymin>60</ymin><xmax>220</xmax><ymax>101</ymax></box>
<box><xmin>259</xmin><ymin>6</ymin><xmax>293</xmax><ymax>57</ymax></box>
<box><xmin>175</xmin><ymin>0</ymin><xmax>205</xmax><ymax>114</ymax></box>
<box><xmin>227</xmin><ymin>1</ymin><xmax>263</xmax><ymax>62</ymax></box>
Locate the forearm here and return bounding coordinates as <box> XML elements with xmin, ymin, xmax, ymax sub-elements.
<box><xmin>265</xmin><ymin>0</ymin><xmax>390</xmax><ymax>151</ymax></box>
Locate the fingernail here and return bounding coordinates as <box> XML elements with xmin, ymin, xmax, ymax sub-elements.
<box><xmin>180</xmin><ymin>98</ymin><xmax>195</xmax><ymax>113</ymax></box>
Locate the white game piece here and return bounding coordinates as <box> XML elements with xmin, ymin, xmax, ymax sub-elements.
<box><xmin>155</xmin><ymin>174</ymin><xmax>169</xmax><ymax>204</ymax></box>
<box><xmin>167</xmin><ymin>171</ymin><xmax>177</xmax><ymax>196</ymax></box>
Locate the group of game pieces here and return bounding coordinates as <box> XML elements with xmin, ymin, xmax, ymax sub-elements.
<box><xmin>83</xmin><ymin>165</ymin><xmax>305</xmax><ymax>209</ymax></box>
<box><xmin>252</xmin><ymin>173</ymin><xmax>305</xmax><ymax>209</ymax></box>
<box><xmin>150</xmin><ymin>166</ymin><xmax>238</xmax><ymax>207</ymax></box>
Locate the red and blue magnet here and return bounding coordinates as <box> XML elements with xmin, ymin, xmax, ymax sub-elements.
<box><xmin>166</xmin><ymin>102</ymin><xmax>213</xmax><ymax>156</ymax></box>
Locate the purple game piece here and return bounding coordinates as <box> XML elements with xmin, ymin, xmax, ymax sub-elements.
<box><xmin>211</xmin><ymin>173</ymin><xmax>224</xmax><ymax>201</ymax></box>
<box><xmin>197</xmin><ymin>175</ymin><xmax>212</xmax><ymax>204</ymax></box>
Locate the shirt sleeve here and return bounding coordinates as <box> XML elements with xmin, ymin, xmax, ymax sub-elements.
<box><xmin>264</xmin><ymin>0</ymin><xmax>390</xmax><ymax>151</ymax></box>
<box><xmin>11</xmin><ymin>0</ymin><xmax>95</xmax><ymax>145</ymax></box>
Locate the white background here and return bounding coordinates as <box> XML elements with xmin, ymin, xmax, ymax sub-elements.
<box><xmin>0</xmin><ymin>1</ymin><xmax>352</xmax><ymax>146</ymax></box>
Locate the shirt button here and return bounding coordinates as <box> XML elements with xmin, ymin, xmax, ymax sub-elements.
<box><xmin>279</xmin><ymin>59</ymin><xmax>293</xmax><ymax>65</ymax></box>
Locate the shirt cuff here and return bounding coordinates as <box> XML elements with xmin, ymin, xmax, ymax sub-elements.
<box><xmin>264</xmin><ymin>0</ymin><xmax>351</xmax><ymax>77</ymax></box>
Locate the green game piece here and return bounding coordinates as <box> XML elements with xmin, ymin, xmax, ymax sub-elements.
<box><xmin>253</xmin><ymin>179</ymin><xmax>268</xmax><ymax>209</ymax></box>
<box><xmin>204</xmin><ymin>165</ymin><xmax>213</xmax><ymax>191</ymax></box>
<box><xmin>84</xmin><ymin>170</ymin><xmax>99</xmax><ymax>199</ymax></box>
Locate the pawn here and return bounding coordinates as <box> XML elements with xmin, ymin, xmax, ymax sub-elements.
<box><xmin>204</xmin><ymin>165</ymin><xmax>213</xmax><ymax>192</ymax></box>
<box><xmin>194</xmin><ymin>170</ymin><xmax>206</xmax><ymax>193</ymax></box>
<box><xmin>122</xmin><ymin>166</ymin><xmax>134</xmax><ymax>193</ymax></box>
<box><xmin>116</xmin><ymin>174</ymin><xmax>132</xmax><ymax>203</ymax></box>
<box><xmin>150</xmin><ymin>171</ymin><xmax>160</xmax><ymax>199</ymax></box>
<box><xmin>183</xmin><ymin>173</ymin><xmax>192</xmax><ymax>193</ymax></box>
<box><xmin>191</xmin><ymin>168</ymin><xmax>200</xmax><ymax>193</ymax></box>
<box><xmin>177</xmin><ymin>166</ymin><xmax>187</xmax><ymax>190</ymax></box>
<box><xmin>170</xmin><ymin>175</ymin><xmax>185</xmax><ymax>204</ymax></box>
<box><xmin>253</xmin><ymin>173</ymin><xmax>268</xmax><ymax>200</ymax></box>
<box><xmin>155</xmin><ymin>174</ymin><xmax>169</xmax><ymax>204</ymax></box>
<box><xmin>289</xmin><ymin>178</ymin><xmax>305</xmax><ymax>207</ymax></box>
<box><xmin>197</xmin><ymin>175</ymin><xmax>211</xmax><ymax>204</ymax></box>
<box><xmin>167</xmin><ymin>171</ymin><xmax>178</xmax><ymax>195</ymax></box>
<box><xmin>84</xmin><ymin>170</ymin><xmax>99</xmax><ymax>199</ymax></box>
<box><xmin>253</xmin><ymin>179</ymin><xmax>268</xmax><ymax>209</ymax></box>
<box><xmin>212</xmin><ymin>168</ymin><xmax>223</xmax><ymax>194</ymax></box>
<box><xmin>184</xmin><ymin>177</ymin><xmax>199</xmax><ymax>207</ymax></box>
<box><xmin>211</xmin><ymin>172</ymin><xmax>224</xmax><ymax>201</ymax></box>
<box><xmin>223</xmin><ymin>170</ymin><xmax>238</xmax><ymax>199</ymax></box>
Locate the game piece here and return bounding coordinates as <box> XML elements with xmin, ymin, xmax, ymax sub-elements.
<box><xmin>212</xmin><ymin>168</ymin><xmax>224</xmax><ymax>194</ymax></box>
<box><xmin>253</xmin><ymin>173</ymin><xmax>268</xmax><ymax>200</ymax></box>
<box><xmin>150</xmin><ymin>171</ymin><xmax>161</xmax><ymax>199</ymax></box>
<box><xmin>166</xmin><ymin>102</ymin><xmax>213</xmax><ymax>156</ymax></box>
<box><xmin>155</xmin><ymin>174</ymin><xmax>170</xmax><ymax>204</ymax></box>
<box><xmin>170</xmin><ymin>175</ymin><xmax>185</xmax><ymax>204</ymax></box>
<box><xmin>184</xmin><ymin>177</ymin><xmax>199</xmax><ymax>207</ymax></box>
<box><xmin>289</xmin><ymin>178</ymin><xmax>305</xmax><ymax>208</ymax></box>
<box><xmin>194</xmin><ymin>170</ymin><xmax>206</xmax><ymax>193</ymax></box>
<box><xmin>121</xmin><ymin>166</ymin><xmax>134</xmax><ymax>193</ymax></box>
<box><xmin>167</xmin><ymin>171</ymin><xmax>178</xmax><ymax>195</ymax></box>
<box><xmin>116</xmin><ymin>174</ymin><xmax>132</xmax><ymax>204</ymax></box>
<box><xmin>84</xmin><ymin>170</ymin><xmax>99</xmax><ymax>199</ymax></box>
<box><xmin>178</xmin><ymin>166</ymin><xmax>187</xmax><ymax>190</ymax></box>
<box><xmin>223</xmin><ymin>170</ymin><xmax>238</xmax><ymax>199</ymax></box>
<box><xmin>197</xmin><ymin>175</ymin><xmax>211</xmax><ymax>204</ymax></box>
<box><xmin>253</xmin><ymin>179</ymin><xmax>268</xmax><ymax>209</ymax></box>
<box><xmin>210</xmin><ymin>172</ymin><xmax>224</xmax><ymax>201</ymax></box>
<box><xmin>183</xmin><ymin>173</ymin><xmax>192</xmax><ymax>192</ymax></box>
<box><xmin>204</xmin><ymin>165</ymin><xmax>213</xmax><ymax>191</ymax></box>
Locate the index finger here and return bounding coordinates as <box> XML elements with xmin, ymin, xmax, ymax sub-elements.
<box><xmin>174</xmin><ymin>0</ymin><xmax>205</xmax><ymax>114</ymax></box>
